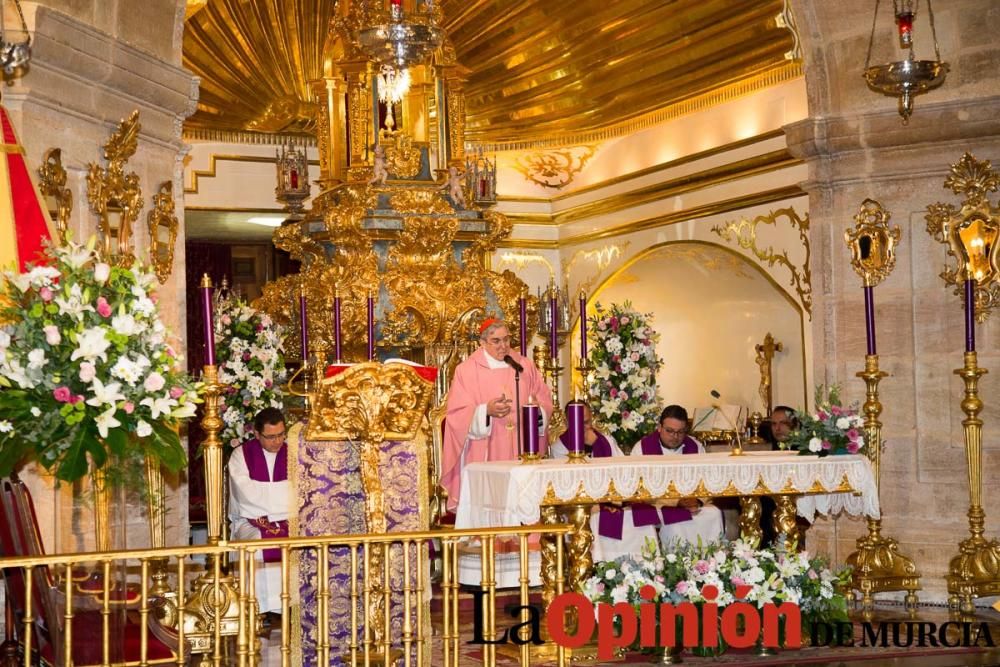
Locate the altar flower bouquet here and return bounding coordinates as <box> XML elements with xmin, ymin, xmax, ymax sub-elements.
<box><xmin>582</xmin><ymin>538</ymin><xmax>851</xmax><ymax>656</ymax></box>
<box><xmin>0</xmin><ymin>238</ymin><xmax>199</xmax><ymax>483</ymax></box>
<box><xmin>214</xmin><ymin>295</ymin><xmax>286</xmax><ymax>449</ymax></box>
<box><xmin>785</xmin><ymin>384</ymin><xmax>866</xmax><ymax>457</ymax></box>
<box><xmin>587</xmin><ymin>301</ymin><xmax>662</xmax><ymax>451</ymax></box>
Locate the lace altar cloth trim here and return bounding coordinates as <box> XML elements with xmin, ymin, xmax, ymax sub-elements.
<box><xmin>455</xmin><ymin>452</ymin><xmax>879</xmax><ymax>529</ymax></box>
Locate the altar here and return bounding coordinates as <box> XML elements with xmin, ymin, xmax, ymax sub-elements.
<box><xmin>455</xmin><ymin>451</ymin><xmax>880</xmax><ymax>601</ymax></box>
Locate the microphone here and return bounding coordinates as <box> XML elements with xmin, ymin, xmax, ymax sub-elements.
<box><xmin>710</xmin><ymin>389</ymin><xmax>721</xmax><ymax>400</ymax></box>
<box><xmin>706</xmin><ymin>389</ymin><xmax>744</xmax><ymax>456</ymax></box>
<box><xmin>503</xmin><ymin>354</ymin><xmax>524</xmax><ymax>374</ymax></box>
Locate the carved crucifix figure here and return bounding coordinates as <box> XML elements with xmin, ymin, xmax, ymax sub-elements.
<box><xmin>754</xmin><ymin>333</ymin><xmax>783</xmax><ymax>415</ymax></box>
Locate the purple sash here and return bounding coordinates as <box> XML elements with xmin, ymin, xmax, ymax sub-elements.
<box><xmin>634</xmin><ymin>432</ymin><xmax>700</xmax><ymax>526</ymax></box>
<box><xmin>242</xmin><ymin>439</ymin><xmax>288</xmax><ymax>562</ymax></box>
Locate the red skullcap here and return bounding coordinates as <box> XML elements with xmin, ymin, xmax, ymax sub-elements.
<box><xmin>479</xmin><ymin>318</ymin><xmax>500</xmax><ymax>335</ymax></box>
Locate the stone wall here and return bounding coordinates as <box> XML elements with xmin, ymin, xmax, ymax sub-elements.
<box><xmin>3</xmin><ymin>1</ymin><xmax>197</xmax><ymax>554</ymax></box>
<box><xmin>789</xmin><ymin>0</ymin><xmax>1000</xmax><ymax>602</ymax></box>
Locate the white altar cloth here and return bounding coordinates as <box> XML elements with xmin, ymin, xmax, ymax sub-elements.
<box><xmin>454</xmin><ymin>451</ymin><xmax>879</xmax><ymax>529</ymax></box>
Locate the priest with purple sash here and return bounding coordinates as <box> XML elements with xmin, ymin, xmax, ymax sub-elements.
<box><xmin>228</xmin><ymin>407</ymin><xmax>290</xmax><ymax>614</ymax></box>
<box><xmin>551</xmin><ymin>402</ymin><xmax>659</xmax><ymax>561</ymax></box>
<box><xmin>633</xmin><ymin>405</ymin><xmax>724</xmax><ymax>549</ymax></box>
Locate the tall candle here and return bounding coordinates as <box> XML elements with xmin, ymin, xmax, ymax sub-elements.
<box><xmin>549</xmin><ymin>290</ymin><xmax>558</xmax><ymax>359</ymax></box>
<box><xmin>567</xmin><ymin>401</ymin><xmax>585</xmax><ymax>455</ymax></box>
<box><xmin>521</xmin><ymin>402</ymin><xmax>540</xmax><ymax>457</ymax></box>
<box><xmin>367</xmin><ymin>291</ymin><xmax>376</xmax><ymax>361</ymax></box>
<box><xmin>299</xmin><ymin>290</ymin><xmax>310</xmax><ymax>362</ymax></box>
<box><xmin>518</xmin><ymin>293</ymin><xmax>528</xmax><ymax>357</ymax></box>
<box><xmin>200</xmin><ymin>274</ymin><xmax>216</xmax><ymax>366</ymax></box>
<box><xmin>579</xmin><ymin>291</ymin><xmax>588</xmax><ymax>361</ymax></box>
<box><xmin>863</xmin><ymin>286</ymin><xmax>876</xmax><ymax>356</ymax></box>
<box><xmin>966</xmin><ymin>278</ymin><xmax>976</xmax><ymax>353</ymax></box>
<box><xmin>333</xmin><ymin>292</ymin><xmax>343</xmax><ymax>362</ymax></box>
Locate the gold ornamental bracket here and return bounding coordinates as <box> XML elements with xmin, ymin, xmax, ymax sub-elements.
<box><xmin>926</xmin><ymin>152</ymin><xmax>1000</xmax><ymax>322</ymax></box>
<box><xmin>306</xmin><ymin>361</ymin><xmax>436</xmax><ymax>442</ymax></box>
<box><xmin>146</xmin><ymin>181</ymin><xmax>179</xmax><ymax>283</ymax></box>
<box><xmin>846</xmin><ymin>198</ymin><xmax>901</xmax><ymax>288</ymax></box>
<box><xmin>38</xmin><ymin>147</ymin><xmax>73</xmax><ymax>238</ymax></box>
<box><xmin>87</xmin><ymin>110</ymin><xmax>143</xmax><ymax>267</ymax></box>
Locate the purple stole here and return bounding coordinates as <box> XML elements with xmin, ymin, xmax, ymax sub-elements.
<box><xmin>242</xmin><ymin>439</ymin><xmax>288</xmax><ymax>563</ymax></box>
<box><xmin>632</xmin><ymin>432</ymin><xmax>701</xmax><ymax>527</ymax></box>
<box><xmin>559</xmin><ymin>431</ymin><xmax>641</xmax><ymax>540</ymax></box>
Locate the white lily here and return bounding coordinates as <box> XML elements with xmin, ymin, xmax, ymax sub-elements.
<box><xmin>86</xmin><ymin>377</ymin><xmax>126</xmax><ymax>408</ymax></box>
<box><xmin>136</xmin><ymin>420</ymin><xmax>153</xmax><ymax>438</ymax></box>
<box><xmin>71</xmin><ymin>327</ymin><xmax>111</xmax><ymax>363</ymax></box>
<box><xmin>95</xmin><ymin>406</ymin><xmax>121</xmax><ymax>439</ymax></box>
<box><xmin>140</xmin><ymin>395</ymin><xmax>177</xmax><ymax>420</ymax></box>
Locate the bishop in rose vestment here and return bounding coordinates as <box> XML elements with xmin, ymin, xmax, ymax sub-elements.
<box><xmin>228</xmin><ymin>412</ymin><xmax>290</xmax><ymax>614</ymax></box>
<box><xmin>442</xmin><ymin>320</ymin><xmax>553</xmax><ymax>511</ymax></box>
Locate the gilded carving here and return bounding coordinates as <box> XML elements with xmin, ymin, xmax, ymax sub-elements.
<box><xmin>512</xmin><ymin>145</ymin><xmax>598</xmax><ymax>189</ymax></box>
<box><xmin>926</xmin><ymin>153</ymin><xmax>1000</xmax><ymax>322</ymax></box>
<box><xmin>87</xmin><ymin>110</ymin><xmax>143</xmax><ymax>268</ymax></box>
<box><xmin>846</xmin><ymin>198</ymin><xmax>900</xmax><ymax>288</ymax></box>
<box><xmin>38</xmin><ymin>148</ymin><xmax>72</xmax><ymax>238</ymax></box>
<box><xmin>146</xmin><ymin>181</ymin><xmax>179</xmax><ymax>284</ymax></box>
<box><xmin>445</xmin><ymin>82</ymin><xmax>465</xmax><ymax>162</ymax></box>
<box><xmin>562</xmin><ymin>242</ymin><xmax>631</xmax><ymax>297</ymax></box>
<box><xmin>246</xmin><ymin>94</ymin><xmax>318</xmax><ymax>134</ymax></box>
<box><xmin>381</xmin><ymin>131</ymin><xmax>422</xmax><ymax>179</ymax></box>
<box><xmin>348</xmin><ymin>70</ymin><xmax>372</xmax><ymax>168</ymax></box>
<box><xmin>711</xmin><ymin>207</ymin><xmax>812</xmax><ymax>318</ymax></box>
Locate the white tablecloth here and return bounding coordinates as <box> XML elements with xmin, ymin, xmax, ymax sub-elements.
<box><xmin>454</xmin><ymin>451</ymin><xmax>879</xmax><ymax>529</ymax></box>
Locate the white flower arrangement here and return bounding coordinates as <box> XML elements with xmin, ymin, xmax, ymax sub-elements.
<box><xmin>587</xmin><ymin>302</ymin><xmax>662</xmax><ymax>450</ymax></box>
<box><xmin>0</xmin><ymin>238</ymin><xmax>199</xmax><ymax>483</ymax></box>
<box><xmin>214</xmin><ymin>295</ymin><xmax>286</xmax><ymax>449</ymax></box>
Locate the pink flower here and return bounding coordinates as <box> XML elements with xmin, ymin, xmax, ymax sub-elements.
<box><xmin>610</xmin><ymin>388</ymin><xmax>618</xmax><ymax>398</ymax></box>
<box><xmin>123</xmin><ymin>401</ymin><xmax>135</xmax><ymax>414</ymax></box>
<box><xmin>53</xmin><ymin>386</ymin><xmax>71</xmax><ymax>402</ymax></box>
<box><xmin>39</xmin><ymin>286</ymin><xmax>53</xmax><ymax>302</ymax></box>
<box><xmin>221</xmin><ymin>315</ymin><xmax>232</xmax><ymax>325</ymax></box>
<box><xmin>242</xmin><ymin>352</ymin><xmax>251</xmax><ymax>361</ymax></box>
<box><xmin>264</xmin><ymin>379</ymin><xmax>273</xmax><ymax>388</ymax></box>
<box><xmin>817</xmin><ymin>410</ymin><xmax>829</xmax><ymax>421</ymax></box>
<box><xmin>808</xmin><ymin>569</ymin><xmax>818</xmax><ymax>580</ymax></box>
<box><xmin>675</xmin><ymin>581</ymin><xmax>689</xmax><ymax>595</ymax></box>
<box><xmin>79</xmin><ymin>361</ymin><xmax>96</xmax><ymax>383</ymax></box>
<box><xmin>731</xmin><ymin>576</ymin><xmax>746</xmax><ymax>588</ymax></box>
<box><xmin>622</xmin><ymin>410</ymin><xmax>630</xmax><ymax>418</ymax></box>
<box><xmin>96</xmin><ymin>297</ymin><xmax>112</xmax><ymax>318</ymax></box>
<box><xmin>143</xmin><ymin>372</ymin><xmax>165</xmax><ymax>392</ymax></box>
<box><xmin>821</xmin><ymin>440</ymin><xmax>832</xmax><ymax>450</ymax></box>
<box><xmin>43</xmin><ymin>325</ymin><xmax>61</xmax><ymax>346</ymax></box>
<box><xmin>847</xmin><ymin>428</ymin><xmax>860</xmax><ymax>440</ymax></box>
<box><xmin>170</xmin><ymin>387</ymin><xmax>184</xmax><ymax>399</ymax></box>
<box><xmin>610</xmin><ymin>317</ymin><xmax>619</xmax><ymax>332</ymax></box>
<box><xmin>596</xmin><ymin>582</ymin><xmax>605</xmax><ymax>593</ymax></box>
<box><xmin>620</xmin><ymin>316</ymin><xmax>630</xmax><ymax>325</ymax></box>
<box><xmin>694</xmin><ymin>560</ymin><xmax>710</xmax><ymax>575</ymax></box>
<box><xmin>256</xmin><ymin>324</ymin><xmax>264</xmax><ymax>332</ymax></box>
<box><xmin>846</xmin><ymin>441</ymin><xmax>860</xmax><ymax>454</ymax></box>
<box><xmin>630</xmin><ymin>352</ymin><xmax>639</xmax><ymax>361</ymax></box>
<box><xmin>69</xmin><ymin>394</ymin><xmax>84</xmax><ymax>405</ymax></box>
<box><xmin>830</xmin><ymin>405</ymin><xmax>843</xmax><ymax>416</ymax></box>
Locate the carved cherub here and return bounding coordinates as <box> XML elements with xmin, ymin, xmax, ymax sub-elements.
<box><xmin>442</xmin><ymin>165</ymin><xmax>466</xmax><ymax>208</ymax></box>
<box><xmin>369</xmin><ymin>145</ymin><xmax>389</xmax><ymax>186</ymax></box>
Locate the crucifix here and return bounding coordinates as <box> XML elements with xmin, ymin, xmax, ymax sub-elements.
<box><xmin>754</xmin><ymin>333</ymin><xmax>783</xmax><ymax>415</ymax></box>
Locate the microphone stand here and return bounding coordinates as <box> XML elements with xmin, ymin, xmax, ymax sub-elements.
<box><xmin>713</xmin><ymin>403</ymin><xmax>745</xmax><ymax>457</ymax></box>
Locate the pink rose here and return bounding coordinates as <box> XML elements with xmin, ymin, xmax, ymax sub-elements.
<box><xmin>170</xmin><ymin>386</ymin><xmax>184</xmax><ymax>399</ymax></box>
<box><xmin>630</xmin><ymin>352</ymin><xmax>639</xmax><ymax>361</ymax></box>
<box><xmin>817</xmin><ymin>410</ymin><xmax>829</xmax><ymax>421</ymax></box>
<box><xmin>43</xmin><ymin>325</ymin><xmax>61</xmax><ymax>346</ymax></box>
<box><xmin>264</xmin><ymin>379</ymin><xmax>273</xmax><ymax>388</ymax></box>
<box><xmin>831</xmin><ymin>405</ymin><xmax>843</xmax><ymax>416</ymax></box>
<box><xmin>221</xmin><ymin>315</ymin><xmax>232</xmax><ymax>325</ymax></box>
<box><xmin>675</xmin><ymin>581</ymin><xmax>689</xmax><ymax>595</ymax></box>
<box><xmin>847</xmin><ymin>428</ymin><xmax>859</xmax><ymax>440</ymax></box>
<box><xmin>143</xmin><ymin>372</ymin><xmax>165</xmax><ymax>392</ymax></box>
<box><xmin>694</xmin><ymin>560</ymin><xmax>710</xmax><ymax>575</ymax></box>
<box><xmin>622</xmin><ymin>410</ymin><xmax>630</xmax><ymax>418</ymax></box>
<box><xmin>610</xmin><ymin>388</ymin><xmax>618</xmax><ymax>398</ymax></box>
<box><xmin>846</xmin><ymin>441</ymin><xmax>860</xmax><ymax>454</ymax></box>
<box><xmin>808</xmin><ymin>569</ymin><xmax>818</xmax><ymax>580</ymax></box>
<box><xmin>39</xmin><ymin>286</ymin><xmax>53</xmax><ymax>302</ymax></box>
<box><xmin>79</xmin><ymin>361</ymin><xmax>96</xmax><ymax>383</ymax></box>
<box><xmin>123</xmin><ymin>401</ymin><xmax>135</xmax><ymax>414</ymax></box>
<box><xmin>53</xmin><ymin>386</ymin><xmax>71</xmax><ymax>402</ymax></box>
<box><xmin>821</xmin><ymin>440</ymin><xmax>832</xmax><ymax>450</ymax></box>
<box><xmin>70</xmin><ymin>394</ymin><xmax>84</xmax><ymax>405</ymax></box>
<box><xmin>731</xmin><ymin>576</ymin><xmax>746</xmax><ymax>588</ymax></box>
<box><xmin>96</xmin><ymin>297</ymin><xmax>112</xmax><ymax>318</ymax></box>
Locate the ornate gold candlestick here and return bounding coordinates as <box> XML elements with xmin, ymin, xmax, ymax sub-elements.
<box><xmin>926</xmin><ymin>154</ymin><xmax>1000</xmax><ymax>614</ymax></box>
<box><xmin>575</xmin><ymin>357</ymin><xmax>594</xmax><ymax>405</ymax></box>
<box><xmin>844</xmin><ymin>198</ymin><xmax>920</xmax><ymax>617</ymax></box>
<box><xmin>544</xmin><ymin>356</ymin><xmax>567</xmax><ymax>443</ymax></box>
<box><xmin>846</xmin><ymin>355</ymin><xmax>920</xmax><ymax>616</ymax></box>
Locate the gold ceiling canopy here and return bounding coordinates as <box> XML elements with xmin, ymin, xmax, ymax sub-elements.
<box><xmin>183</xmin><ymin>0</ymin><xmax>795</xmax><ymax>143</ymax></box>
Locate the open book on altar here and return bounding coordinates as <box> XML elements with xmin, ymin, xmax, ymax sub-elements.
<box><xmin>691</xmin><ymin>404</ymin><xmax>746</xmax><ymax>432</ymax></box>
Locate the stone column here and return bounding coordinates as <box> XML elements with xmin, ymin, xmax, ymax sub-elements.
<box><xmin>4</xmin><ymin>1</ymin><xmax>199</xmax><ymax>553</ymax></box>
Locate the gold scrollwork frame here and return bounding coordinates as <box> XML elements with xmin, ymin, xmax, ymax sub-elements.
<box><xmin>37</xmin><ymin>148</ymin><xmax>72</xmax><ymax>238</ymax></box>
<box><xmin>146</xmin><ymin>181</ymin><xmax>179</xmax><ymax>284</ymax></box>
<box><xmin>846</xmin><ymin>198</ymin><xmax>900</xmax><ymax>288</ymax></box>
<box><xmin>711</xmin><ymin>206</ymin><xmax>812</xmax><ymax>318</ymax></box>
<box><xmin>926</xmin><ymin>152</ymin><xmax>1000</xmax><ymax>322</ymax></box>
<box><xmin>87</xmin><ymin>110</ymin><xmax>143</xmax><ymax>267</ymax></box>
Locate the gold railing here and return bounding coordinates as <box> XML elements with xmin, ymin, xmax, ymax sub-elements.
<box><xmin>0</xmin><ymin>524</ymin><xmax>571</xmax><ymax>667</ymax></box>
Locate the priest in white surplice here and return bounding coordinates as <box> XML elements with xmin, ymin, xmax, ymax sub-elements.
<box><xmin>550</xmin><ymin>402</ymin><xmax>659</xmax><ymax>561</ymax></box>
<box><xmin>228</xmin><ymin>407</ymin><xmax>290</xmax><ymax>615</ymax></box>
<box><xmin>631</xmin><ymin>405</ymin><xmax>724</xmax><ymax>549</ymax></box>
